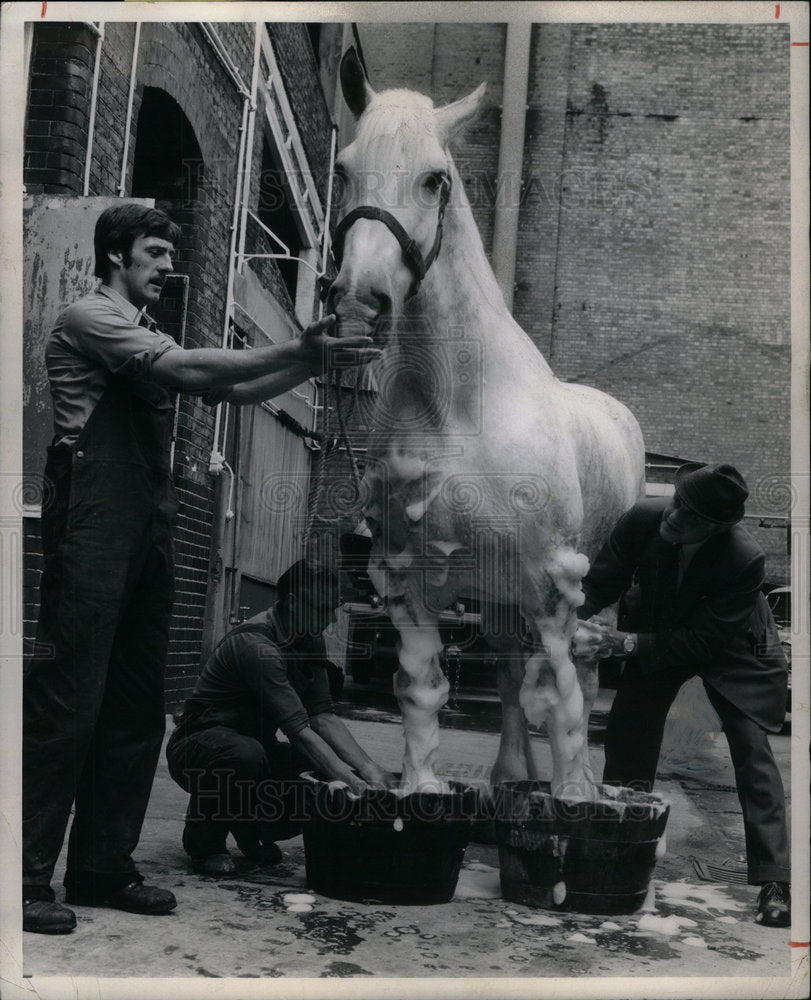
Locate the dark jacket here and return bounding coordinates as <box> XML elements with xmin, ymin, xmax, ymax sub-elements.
<box><xmin>579</xmin><ymin>498</ymin><xmax>788</xmax><ymax>732</ymax></box>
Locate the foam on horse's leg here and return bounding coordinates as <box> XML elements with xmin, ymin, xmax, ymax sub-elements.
<box><xmin>520</xmin><ymin>548</ymin><xmax>596</xmax><ymax>801</ymax></box>
<box><xmin>387</xmin><ymin>598</ymin><xmax>449</xmax><ymax>793</ymax></box>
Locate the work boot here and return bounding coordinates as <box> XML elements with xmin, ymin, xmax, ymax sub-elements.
<box><xmin>65</xmin><ymin>878</ymin><xmax>177</xmax><ymax>914</ymax></box>
<box><xmin>190</xmin><ymin>851</ymin><xmax>238</xmax><ymax>877</ymax></box>
<box><xmin>236</xmin><ymin>839</ymin><xmax>283</xmax><ymax>867</ymax></box>
<box><xmin>756</xmin><ymin>881</ymin><xmax>790</xmax><ymax>927</ymax></box>
<box><xmin>23</xmin><ymin>899</ymin><xmax>77</xmax><ymax>934</ymax></box>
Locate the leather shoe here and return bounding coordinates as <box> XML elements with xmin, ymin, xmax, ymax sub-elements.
<box><xmin>23</xmin><ymin>899</ymin><xmax>77</xmax><ymax>934</ymax></box>
<box><xmin>756</xmin><ymin>881</ymin><xmax>790</xmax><ymax>927</ymax></box>
<box><xmin>190</xmin><ymin>852</ymin><xmax>238</xmax><ymax>877</ymax></box>
<box><xmin>65</xmin><ymin>881</ymin><xmax>177</xmax><ymax>914</ymax></box>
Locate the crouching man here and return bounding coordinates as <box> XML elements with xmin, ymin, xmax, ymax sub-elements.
<box><xmin>166</xmin><ymin>560</ymin><xmax>396</xmax><ymax>876</ymax></box>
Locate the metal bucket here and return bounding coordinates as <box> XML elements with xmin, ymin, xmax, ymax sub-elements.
<box><xmin>494</xmin><ymin>780</ymin><xmax>670</xmax><ymax>914</ymax></box>
<box><xmin>300</xmin><ymin>774</ymin><xmax>477</xmax><ymax>905</ymax></box>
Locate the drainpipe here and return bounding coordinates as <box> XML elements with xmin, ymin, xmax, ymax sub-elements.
<box><xmin>168</xmin><ymin>274</ymin><xmax>190</xmax><ymax>471</ymax></box>
<box><xmin>225</xmin><ymin>23</ymin><xmax>262</xmax><ymax>626</ymax></box>
<box><xmin>202</xmin><ymin>25</ymin><xmax>257</xmax><ymax>639</ymax></box>
<box><xmin>83</xmin><ymin>21</ymin><xmax>104</xmax><ymax>196</ymax></box>
<box><xmin>237</xmin><ymin>23</ymin><xmax>263</xmax><ymax>273</ymax></box>
<box><xmin>118</xmin><ymin>22</ymin><xmax>141</xmax><ymax>197</ymax></box>
<box><xmin>209</xmin><ymin>25</ymin><xmax>255</xmax><ymax>466</ymax></box>
<box><xmin>491</xmin><ymin>22</ymin><xmax>531</xmax><ymax>312</ymax></box>
<box><xmin>210</xmin><ymin>94</ymin><xmax>251</xmax><ymax>464</ymax></box>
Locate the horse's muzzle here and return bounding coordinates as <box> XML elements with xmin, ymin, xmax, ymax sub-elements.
<box><xmin>327</xmin><ymin>282</ymin><xmax>391</xmax><ymax>343</ymax></box>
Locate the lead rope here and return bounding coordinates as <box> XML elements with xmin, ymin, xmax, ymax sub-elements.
<box><xmin>334</xmin><ymin>367</ymin><xmax>364</xmax><ymax>502</ymax></box>
<box><xmin>305</xmin><ymin>366</ymin><xmax>365</xmax><ymax>546</ymax></box>
<box><xmin>305</xmin><ymin>371</ymin><xmax>333</xmax><ymax>545</ymax></box>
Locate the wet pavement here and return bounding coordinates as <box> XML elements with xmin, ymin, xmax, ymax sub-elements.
<box><xmin>21</xmin><ymin>677</ymin><xmax>803</xmax><ymax>994</ymax></box>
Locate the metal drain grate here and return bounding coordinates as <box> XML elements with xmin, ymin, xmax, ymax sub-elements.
<box><xmin>691</xmin><ymin>857</ymin><xmax>749</xmax><ymax>884</ymax></box>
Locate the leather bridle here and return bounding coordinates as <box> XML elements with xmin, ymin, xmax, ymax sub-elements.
<box><xmin>329</xmin><ymin>174</ymin><xmax>452</xmax><ymax>300</ymax></box>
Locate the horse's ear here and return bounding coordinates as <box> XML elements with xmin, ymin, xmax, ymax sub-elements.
<box><xmin>435</xmin><ymin>83</ymin><xmax>487</xmax><ymax>144</ymax></box>
<box><xmin>340</xmin><ymin>47</ymin><xmax>375</xmax><ymax>118</ymax></box>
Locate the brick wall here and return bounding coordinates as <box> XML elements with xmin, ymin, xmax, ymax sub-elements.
<box><xmin>518</xmin><ymin>23</ymin><xmax>791</xmax><ymax>578</ymax></box>
<box><xmin>25</xmin><ymin>23</ymin><xmax>98</xmax><ymax>193</ymax></box>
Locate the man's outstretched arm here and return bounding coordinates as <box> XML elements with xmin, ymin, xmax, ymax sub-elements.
<box><xmin>150</xmin><ymin>314</ymin><xmax>380</xmax><ymax>398</ymax></box>
<box><xmin>289</xmin><ymin>724</ymin><xmax>374</xmax><ymax>795</ymax></box>
<box><xmin>308</xmin><ymin>712</ymin><xmax>396</xmax><ymax>789</ymax></box>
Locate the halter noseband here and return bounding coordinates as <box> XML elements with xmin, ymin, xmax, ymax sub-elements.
<box><xmin>329</xmin><ymin>174</ymin><xmax>451</xmax><ymax>300</ymax></box>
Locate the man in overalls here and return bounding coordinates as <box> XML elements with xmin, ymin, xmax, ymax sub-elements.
<box><xmin>23</xmin><ymin>203</ymin><xmax>379</xmax><ymax>934</ymax></box>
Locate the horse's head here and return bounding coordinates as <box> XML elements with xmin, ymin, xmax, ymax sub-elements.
<box><xmin>326</xmin><ymin>48</ymin><xmax>485</xmax><ymax>344</ymax></box>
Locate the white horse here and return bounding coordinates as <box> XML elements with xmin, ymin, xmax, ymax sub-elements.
<box><xmin>328</xmin><ymin>50</ymin><xmax>645</xmax><ymax>799</ymax></box>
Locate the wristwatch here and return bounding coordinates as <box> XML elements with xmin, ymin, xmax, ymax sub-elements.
<box><xmin>622</xmin><ymin>632</ymin><xmax>637</xmax><ymax>655</ymax></box>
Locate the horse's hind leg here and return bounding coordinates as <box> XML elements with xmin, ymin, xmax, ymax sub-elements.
<box><xmin>386</xmin><ymin>593</ymin><xmax>449</xmax><ymax>793</ymax></box>
<box><xmin>491</xmin><ymin>650</ymin><xmax>539</xmax><ymax>786</ymax></box>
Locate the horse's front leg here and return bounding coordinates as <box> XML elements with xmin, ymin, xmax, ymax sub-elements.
<box><xmin>387</xmin><ymin>594</ymin><xmax>448</xmax><ymax>793</ymax></box>
<box><xmin>491</xmin><ymin>649</ymin><xmax>539</xmax><ymax>786</ymax></box>
<box><xmin>520</xmin><ymin>548</ymin><xmax>597</xmax><ymax>801</ymax></box>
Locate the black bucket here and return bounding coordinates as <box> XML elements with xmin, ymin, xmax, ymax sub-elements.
<box><xmin>300</xmin><ymin>774</ymin><xmax>477</xmax><ymax>904</ymax></box>
<box><xmin>494</xmin><ymin>780</ymin><xmax>670</xmax><ymax>915</ymax></box>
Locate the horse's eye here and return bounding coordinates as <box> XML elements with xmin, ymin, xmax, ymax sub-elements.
<box><xmin>423</xmin><ymin>171</ymin><xmax>447</xmax><ymax>194</ymax></box>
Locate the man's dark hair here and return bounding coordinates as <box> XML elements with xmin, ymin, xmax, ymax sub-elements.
<box><xmin>277</xmin><ymin>559</ymin><xmax>339</xmax><ymax>604</ymax></box>
<box><xmin>94</xmin><ymin>203</ymin><xmax>181</xmax><ymax>281</ymax></box>
<box><xmin>277</xmin><ymin>559</ymin><xmax>340</xmax><ymax>639</ymax></box>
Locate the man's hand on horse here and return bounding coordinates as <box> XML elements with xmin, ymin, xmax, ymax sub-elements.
<box><xmin>572</xmin><ymin>619</ymin><xmax>616</xmax><ymax>661</ymax></box>
<box><xmin>299</xmin><ymin>313</ymin><xmax>382</xmax><ymax>373</ymax></box>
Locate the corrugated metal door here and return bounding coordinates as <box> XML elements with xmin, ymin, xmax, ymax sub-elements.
<box><xmin>236</xmin><ymin>399</ymin><xmax>312</xmax><ymax>591</ymax></box>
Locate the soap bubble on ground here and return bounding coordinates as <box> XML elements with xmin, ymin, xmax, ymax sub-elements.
<box><xmin>567</xmin><ymin>932</ymin><xmax>597</xmax><ymax>944</ymax></box>
<box><xmin>504</xmin><ymin>909</ymin><xmax>562</xmax><ymax>928</ymax></box>
<box><xmin>682</xmin><ymin>935</ymin><xmax>709</xmax><ymax>948</ymax></box>
<box><xmin>637</xmin><ymin>913</ymin><xmax>699</xmax><ymax>936</ymax></box>
<box><xmin>655</xmin><ymin>880</ymin><xmax>745</xmax><ymax>915</ymax></box>
<box><xmin>283</xmin><ymin>892</ymin><xmax>316</xmax><ymax>913</ymax></box>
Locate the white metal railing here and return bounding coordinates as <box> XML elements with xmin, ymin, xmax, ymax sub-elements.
<box><xmin>240</xmin><ymin>208</ymin><xmax>323</xmax><ymax>280</ymax></box>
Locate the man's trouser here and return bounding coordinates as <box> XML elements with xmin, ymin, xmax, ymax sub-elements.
<box><xmin>23</xmin><ymin>423</ymin><xmax>175</xmax><ymax>901</ymax></box>
<box><xmin>603</xmin><ymin>657</ymin><xmax>790</xmax><ymax>885</ymax></box>
<box><xmin>166</xmin><ymin>725</ymin><xmax>310</xmax><ymax>858</ymax></box>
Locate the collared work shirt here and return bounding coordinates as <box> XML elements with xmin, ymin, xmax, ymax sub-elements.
<box><xmin>45</xmin><ymin>284</ymin><xmax>182</xmax><ymax>446</ymax></box>
<box><xmin>176</xmin><ymin>608</ymin><xmax>334</xmax><ymax>744</ymax></box>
